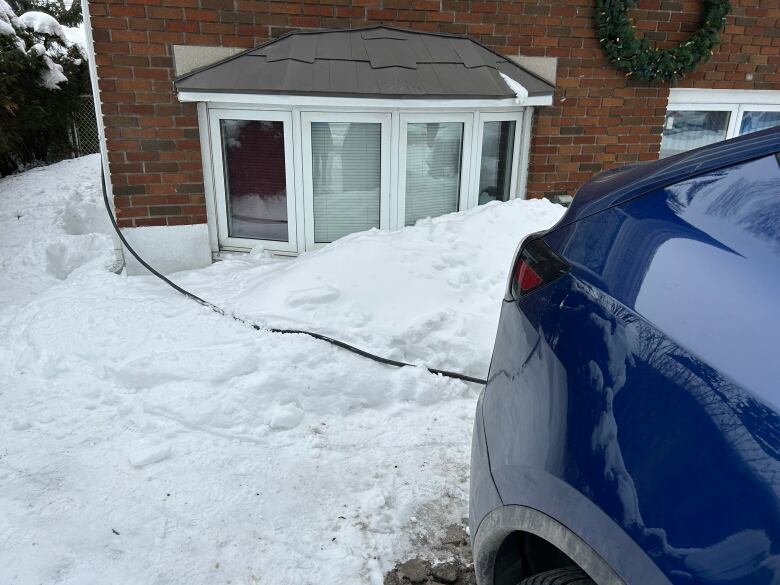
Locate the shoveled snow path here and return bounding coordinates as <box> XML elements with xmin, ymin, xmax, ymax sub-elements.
<box><xmin>0</xmin><ymin>155</ymin><xmax>564</xmax><ymax>585</ymax></box>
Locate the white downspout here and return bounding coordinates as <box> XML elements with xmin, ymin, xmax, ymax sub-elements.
<box><xmin>80</xmin><ymin>0</ymin><xmax>125</xmax><ymax>270</ymax></box>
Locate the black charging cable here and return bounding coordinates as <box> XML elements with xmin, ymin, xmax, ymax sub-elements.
<box><xmin>100</xmin><ymin>167</ymin><xmax>487</xmax><ymax>385</ymax></box>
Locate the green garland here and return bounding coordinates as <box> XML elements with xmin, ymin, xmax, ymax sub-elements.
<box><xmin>595</xmin><ymin>0</ymin><xmax>731</xmax><ymax>83</ymax></box>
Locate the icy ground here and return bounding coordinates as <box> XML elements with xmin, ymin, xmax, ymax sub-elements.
<box><xmin>0</xmin><ymin>155</ymin><xmax>564</xmax><ymax>585</ymax></box>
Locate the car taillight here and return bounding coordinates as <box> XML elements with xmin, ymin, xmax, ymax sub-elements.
<box><xmin>506</xmin><ymin>236</ymin><xmax>569</xmax><ymax>300</ymax></box>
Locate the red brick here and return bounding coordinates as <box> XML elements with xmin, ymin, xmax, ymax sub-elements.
<box><xmin>108</xmin><ymin>5</ymin><xmax>145</xmax><ymax>16</ymax></box>
<box><xmin>91</xmin><ymin>0</ymin><xmax>780</xmax><ymax>215</ymax></box>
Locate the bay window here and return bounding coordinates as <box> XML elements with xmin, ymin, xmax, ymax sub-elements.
<box><xmin>205</xmin><ymin>106</ymin><xmax>530</xmax><ymax>254</ymax></box>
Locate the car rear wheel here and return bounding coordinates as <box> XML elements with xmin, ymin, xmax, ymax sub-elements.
<box><xmin>518</xmin><ymin>567</ymin><xmax>595</xmax><ymax>585</ymax></box>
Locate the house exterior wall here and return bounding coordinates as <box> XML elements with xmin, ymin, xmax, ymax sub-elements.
<box><xmin>87</xmin><ymin>0</ymin><xmax>780</xmax><ymax>229</ymax></box>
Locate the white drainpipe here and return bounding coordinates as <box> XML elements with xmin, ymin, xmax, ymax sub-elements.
<box><xmin>80</xmin><ymin>0</ymin><xmax>125</xmax><ymax>271</ymax></box>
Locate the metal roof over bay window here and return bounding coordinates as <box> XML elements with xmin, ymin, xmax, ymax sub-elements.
<box><xmin>175</xmin><ymin>26</ymin><xmax>554</xmax><ymax>100</ymax></box>
<box><xmin>175</xmin><ymin>27</ymin><xmax>554</xmax><ymax>256</ymax></box>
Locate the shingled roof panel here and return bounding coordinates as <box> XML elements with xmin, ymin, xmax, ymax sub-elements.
<box><xmin>451</xmin><ymin>38</ymin><xmax>485</xmax><ymax>69</ymax></box>
<box><xmin>361</xmin><ymin>28</ymin><xmax>409</xmax><ymax>40</ymax></box>
<box><xmin>316</xmin><ymin>31</ymin><xmax>351</xmax><ymax>60</ymax></box>
<box><xmin>174</xmin><ymin>25</ymin><xmax>555</xmax><ymax>99</ymax></box>
<box><xmin>365</xmin><ymin>38</ymin><xmax>418</xmax><ymax>69</ymax></box>
<box><xmin>348</xmin><ymin>30</ymin><xmax>370</xmax><ymax>61</ymax></box>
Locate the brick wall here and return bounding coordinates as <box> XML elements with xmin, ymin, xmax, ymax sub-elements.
<box><xmin>88</xmin><ymin>0</ymin><xmax>780</xmax><ymax>227</ymax></box>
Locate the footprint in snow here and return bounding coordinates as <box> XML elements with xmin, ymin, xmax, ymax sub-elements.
<box><xmin>285</xmin><ymin>285</ymin><xmax>341</xmax><ymax>308</ymax></box>
<box><xmin>127</xmin><ymin>443</ymin><xmax>172</xmax><ymax>468</ymax></box>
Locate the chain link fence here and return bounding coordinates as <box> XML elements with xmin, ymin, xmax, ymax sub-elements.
<box><xmin>70</xmin><ymin>94</ymin><xmax>100</xmax><ymax>157</ymax></box>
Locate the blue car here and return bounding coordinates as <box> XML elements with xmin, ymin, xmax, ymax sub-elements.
<box><xmin>469</xmin><ymin>127</ymin><xmax>780</xmax><ymax>585</ymax></box>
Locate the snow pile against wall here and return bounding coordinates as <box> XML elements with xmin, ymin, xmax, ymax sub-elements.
<box><xmin>0</xmin><ymin>156</ymin><xmax>564</xmax><ymax>585</ymax></box>
<box><xmin>182</xmin><ymin>198</ymin><xmax>564</xmax><ymax>379</ymax></box>
<box><xmin>122</xmin><ymin>223</ymin><xmax>212</xmax><ymax>276</ymax></box>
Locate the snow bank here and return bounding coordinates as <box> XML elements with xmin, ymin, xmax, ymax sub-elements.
<box><xmin>0</xmin><ymin>156</ymin><xmax>565</xmax><ymax>585</ymax></box>
<box><xmin>0</xmin><ymin>154</ymin><xmax>112</xmax><ymax>309</ymax></box>
<box><xmin>183</xmin><ymin>198</ymin><xmax>564</xmax><ymax>379</ymax></box>
<box><xmin>122</xmin><ymin>223</ymin><xmax>212</xmax><ymax>276</ymax></box>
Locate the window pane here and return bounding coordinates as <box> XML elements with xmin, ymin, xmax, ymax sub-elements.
<box><xmin>405</xmin><ymin>122</ymin><xmax>463</xmax><ymax>226</ymax></box>
<box><xmin>739</xmin><ymin>111</ymin><xmax>780</xmax><ymax>136</ymax></box>
<box><xmin>478</xmin><ymin>120</ymin><xmax>516</xmax><ymax>205</ymax></box>
<box><xmin>220</xmin><ymin>119</ymin><xmax>288</xmax><ymax>241</ymax></box>
<box><xmin>659</xmin><ymin>110</ymin><xmax>730</xmax><ymax>158</ymax></box>
<box><xmin>311</xmin><ymin>122</ymin><xmax>381</xmax><ymax>244</ymax></box>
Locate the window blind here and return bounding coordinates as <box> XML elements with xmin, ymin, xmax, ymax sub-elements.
<box><xmin>404</xmin><ymin>122</ymin><xmax>463</xmax><ymax>226</ymax></box>
<box><xmin>311</xmin><ymin>122</ymin><xmax>381</xmax><ymax>243</ymax></box>
<box><xmin>659</xmin><ymin>111</ymin><xmax>730</xmax><ymax>158</ymax></box>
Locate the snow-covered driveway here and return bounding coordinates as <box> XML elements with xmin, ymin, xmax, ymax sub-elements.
<box><xmin>0</xmin><ymin>155</ymin><xmax>564</xmax><ymax>585</ymax></box>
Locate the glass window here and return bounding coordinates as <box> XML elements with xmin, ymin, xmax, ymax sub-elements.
<box><xmin>220</xmin><ymin>119</ymin><xmax>288</xmax><ymax>241</ymax></box>
<box><xmin>404</xmin><ymin>122</ymin><xmax>463</xmax><ymax>226</ymax></box>
<box><xmin>659</xmin><ymin>110</ymin><xmax>730</xmax><ymax>158</ymax></box>
<box><xmin>478</xmin><ymin>120</ymin><xmax>516</xmax><ymax>205</ymax></box>
<box><xmin>310</xmin><ymin>122</ymin><xmax>381</xmax><ymax>243</ymax></box>
<box><xmin>739</xmin><ymin>110</ymin><xmax>780</xmax><ymax>136</ymax></box>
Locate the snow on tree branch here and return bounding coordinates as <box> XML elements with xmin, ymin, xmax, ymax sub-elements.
<box><xmin>19</xmin><ymin>10</ymin><xmax>68</xmax><ymax>43</ymax></box>
<box><xmin>0</xmin><ymin>0</ymin><xmax>25</xmax><ymax>52</ymax></box>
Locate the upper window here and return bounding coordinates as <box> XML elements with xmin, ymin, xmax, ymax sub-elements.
<box><xmin>660</xmin><ymin>89</ymin><xmax>780</xmax><ymax>158</ymax></box>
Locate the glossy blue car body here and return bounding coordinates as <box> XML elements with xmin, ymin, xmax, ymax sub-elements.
<box><xmin>470</xmin><ymin>127</ymin><xmax>780</xmax><ymax>585</ymax></box>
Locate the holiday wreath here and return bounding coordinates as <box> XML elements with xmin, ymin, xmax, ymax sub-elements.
<box><xmin>594</xmin><ymin>0</ymin><xmax>731</xmax><ymax>82</ymax></box>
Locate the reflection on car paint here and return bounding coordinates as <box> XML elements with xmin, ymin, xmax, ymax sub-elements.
<box><xmin>477</xmin><ymin>150</ymin><xmax>780</xmax><ymax>584</ymax></box>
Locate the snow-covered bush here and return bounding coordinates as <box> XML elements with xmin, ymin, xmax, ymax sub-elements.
<box><xmin>0</xmin><ymin>0</ymin><xmax>88</xmax><ymax>175</ymax></box>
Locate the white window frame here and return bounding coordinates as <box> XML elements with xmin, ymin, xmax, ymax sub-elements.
<box><xmin>300</xmin><ymin>111</ymin><xmax>392</xmax><ymax>249</ymax></box>
<box><xmin>665</xmin><ymin>89</ymin><xmax>780</xmax><ymax>146</ymax></box>
<box><xmin>207</xmin><ymin>108</ymin><xmax>300</xmax><ymax>253</ymax></box>
<box><xmin>470</xmin><ymin>111</ymin><xmax>524</xmax><ymax>208</ymax></box>
<box><xmin>396</xmin><ymin>112</ymin><xmax>474</xmax><ymax>229</ymax></box>
<box><xmin>194</xmin><ymin>97</ymin><xmax>542</xmax><ymax>255</ymax></box>
<box><xmin>735</xmin><ymin>103</ymin><xmax>780</xmax><ymax>136</ymax></box>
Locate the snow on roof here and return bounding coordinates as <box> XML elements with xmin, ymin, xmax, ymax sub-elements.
<box><xmin>499</xmin><ymin>71</ymin><xmax>529</xmax><ymax>105</ymax></box>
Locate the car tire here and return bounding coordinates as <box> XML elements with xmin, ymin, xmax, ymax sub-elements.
<box><xmin>519</xmin><ymin>567</ymin><xmax>595</xmax><ymax>585</ymax></box>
